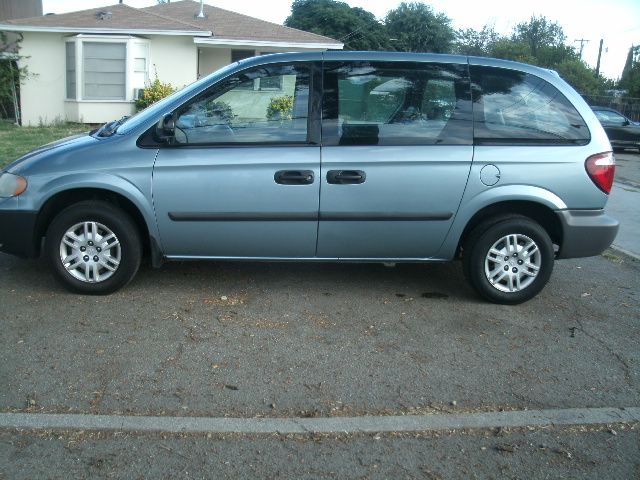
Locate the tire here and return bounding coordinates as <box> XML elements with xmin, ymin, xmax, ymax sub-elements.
<box><xmin>44</xmin><ymin>200</ymin><xmax>142</xmax><ymax>294</ymax></box>
<box><xmin>462</xmin><ymin>216</ymin><xmax>554</xmax><ymax>304</ymax></box>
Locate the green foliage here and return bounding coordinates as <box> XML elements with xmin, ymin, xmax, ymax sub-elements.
<box><xmin>266</xmin><ymin>95</ymin><xmax>294</xmax><ymax>121</ymax></box>
<box><xmin>135</xmin><ymin>75</ymin><xmax>176</xmax><ymax>112</ymax></box>
<box><xmin>489</xmin><ymin>39</ymin><xmax>535</xmax><ymax>64</ymax></box>
<box><xmin>204</xmin><ymin>101</ymin><xmax>234</xmax><ymax>123</ymax></box>
<box><xmin>554</xmin><ymin>58</ymin><xmax>603</xmax><ymax>96</ymax></box>
<box><xmin>0</xmin><ymin>32</ymin><xmax>29</xmax><ymax>122</ymax></box>
<box><xmin>454</xmin><ymin>26</ymin><xmax>500</xmax><ymax>56</ymax></box>
<box><xmin>512</xmin><ymin>16</ymin><xmax>566</xmax><ymax>57</ymax></box>
<box><xmin>619</xmin><ymin>46</ymin><xmax>640</xmax><ymax>97</ymax></box>
<box><xmin>385</xmin><ymin>2</ymin><xmax>455</xmax><ymax>53</ymax></box>
<box><xmin>285</xmin><ymin>0</ymin><xmax>391</xmax><ymax>50</ymax></box>
<box><xmin>452</xmin><ymin>18</ymin><xmax>611</xmax><ymax>96</ymax></box>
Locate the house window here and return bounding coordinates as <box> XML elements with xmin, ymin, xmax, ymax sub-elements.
<box><xmin>65</xmin><ymin>42</ymin><xmax>76</xmax><ymax>100</ymax></box>
<box><xmin>132</xmin><ymin>42</ymin><xmax>149</xmax><ymax>87</ymax></box>
<box><xmin>231</xmin><ymin>49</ymin><xmax>255</xmax><ymax>63</ymax></box>
<box><xmin>83</xmin><ymin>42</ymin><xmax>126</xmax><ymax>100</ymax></box>
<box><xmin>65</xmin><ymin>36</ymin><xmax>149</xmax><ymax>102</ymax></box>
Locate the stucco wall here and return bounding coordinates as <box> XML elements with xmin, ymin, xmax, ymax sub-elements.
<box><xmin>198</xmin><ymin>48</ymin><xmax>230</xmax><ymax>77</ymax></box>
<box><xmin>148</xmin><ymin>35</ymin><xmax>198</xmax><ymax>90</ymax></box>
<box><xmin>64</xmin><ymin>101</ymin><xmax>135</xmax><ymax>124</ymax></box>
<box><xmin>18</xmin><ymin>32</ymin><xmax>67</xmax><ymax>126</ymax></box>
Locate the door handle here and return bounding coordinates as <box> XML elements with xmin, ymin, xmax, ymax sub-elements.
<box><xmin>274</xmin><ymin>170</ymin><xmax>314</xmax><ymax>185</ymax></box>
<box><xmin>326</xmin><ymin>170</ymin><xmax>366</xmax><ymax>185</ymax></box>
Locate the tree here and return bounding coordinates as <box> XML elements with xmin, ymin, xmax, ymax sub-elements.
<box><xmin>285</xmin><ymin>0</ymin><xmax>391</xmax><ymax>51</ymax></box>
<box><xmin>619</xmin><ymin>45</ymin><xmax>640</xmax><ymax>97</ymax></box>
<box><xmin>454</xmin><ymin>25</ymin><xmax>500</xmax><ymax>56</ymax></box>
<box><xmin>384</xmin><ymin>2</ymin><xmax>454</xmax><ymax>53</ymax></box>
<box><xmin>512</xmin><ymin>15</ymin><xmax>566</xmax><ymax>58</ymax></box>
<box><xmin>0</xmin><ymin>32</ymin><xmax>29</xmax><ymax>123</ymax></box>
<box><xmin>554</xmin><ymin>58</ymin><xmax>604</xmax><ymax>96</ymax></box>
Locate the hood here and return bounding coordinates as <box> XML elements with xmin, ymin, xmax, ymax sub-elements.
<box><xmin>4</xmin><ymin>132</ymin><xmax>98</xmax><ymax>174</ymax></box>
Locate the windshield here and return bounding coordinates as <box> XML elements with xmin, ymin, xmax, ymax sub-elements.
<box><xmin>115</xmin><ymin>62</ymin><xmax>242</xmax><ymax>135</ymax></box>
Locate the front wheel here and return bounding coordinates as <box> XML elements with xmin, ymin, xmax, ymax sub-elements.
<box><xmin>44</xmin><ymin>201</ymin><xmax>142</xmax><ymax>294</ymax></box>
<box><xmin>463</xmin><ymin>216</ymin><xmax>554</xmax><ymax>304</ymax></box>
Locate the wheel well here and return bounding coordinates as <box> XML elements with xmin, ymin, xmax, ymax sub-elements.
<box><xmin>34</xmin><ymin>188</ymin><xmax>151</xmax><ymax>257</ymax></box>
<box><xmin>457</xmin><ymin>201</ymin><xmax>562</xmax><ymax>256</ymax></box>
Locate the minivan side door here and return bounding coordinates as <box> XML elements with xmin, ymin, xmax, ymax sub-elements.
<box><xmin>152</xmin><ymin>62</ymin><xmax>321</xmax><ymax>258</ymax></box>
<box><xmin>316</xmin><ymin>59</ymin><xmax>473</xmax><ymax>258</ymax></box>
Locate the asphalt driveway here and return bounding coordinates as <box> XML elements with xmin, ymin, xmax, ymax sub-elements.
<box><xmin>1</xmin><ymin>251</ymin><xmax>638</xmax><ymax>418</ymax></box>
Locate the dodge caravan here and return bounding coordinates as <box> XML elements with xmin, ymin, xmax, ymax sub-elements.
<box><xmin>0</xmin><ymin>52</ymin><xmax>619</xmax><ymax>304</ymax></box>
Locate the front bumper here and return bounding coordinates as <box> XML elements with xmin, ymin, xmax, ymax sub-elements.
<box><xmin>0</xmin><ymin>209</ymin><xmax>39</xmax><ymax>258</ymax></box>
<box><xmin>555</xmin><ymin>209</ymin><xmax>619</xmax><ymax>259</ymax></box>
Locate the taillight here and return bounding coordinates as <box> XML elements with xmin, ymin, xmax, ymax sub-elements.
<box><xmin>585</xmin><ymin>152</ymin><xmax>615</xmax><ymax>194</ymax></box>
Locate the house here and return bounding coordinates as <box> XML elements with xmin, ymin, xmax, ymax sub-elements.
<box><xmin>0</xmin><ymin>0</ymin><xmax>342</xmax><ymax>125</ymax></box>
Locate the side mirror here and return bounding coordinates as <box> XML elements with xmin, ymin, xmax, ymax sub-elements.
<box><xmin>623</xmin><ymin>119</ymin><xmax>630</xmax><ymax>126</ymax></box>
<box><xmin>156</xmin><ymin>113</ymin><xmax>176</xmax><ymax>144</ymax></box>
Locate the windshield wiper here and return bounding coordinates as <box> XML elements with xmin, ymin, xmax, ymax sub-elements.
<box><xmin>93</xmin><ymin>116</ymin><xmax>130</xmax><ymax>137</ymax></box>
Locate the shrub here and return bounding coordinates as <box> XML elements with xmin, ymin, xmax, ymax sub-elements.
<box><xmin>135</xmin><ymin>76</ymin><xmax>176</xmax><ymax>112</ymax></box>
<box><xmin>266</xmin><ymin>95</ymin><xmax>294</xmax><ymax>121</ymax></box>
<box><xmin>204</xmin><ymin>100</ymin><xmax>234</xmax><ymax>123</ymax></box>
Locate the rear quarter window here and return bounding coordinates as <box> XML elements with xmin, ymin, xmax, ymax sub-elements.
<box><xmin>470</xmin><ymin>65</ymin><xmax>590</xmax><ymax>145</ymax></box>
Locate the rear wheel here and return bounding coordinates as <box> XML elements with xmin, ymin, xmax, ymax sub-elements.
<box><xmin>463</xmin><ymin>216</ymin><xmax>554</xmax><ymax>304</ymax></box>
<box><xmin>44</xmin><ymin>201</ymin><xmax>142</xmax><ymax>294</ymax></box>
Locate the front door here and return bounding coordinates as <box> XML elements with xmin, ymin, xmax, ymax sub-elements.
<box><xmin>316</xmin><ymin>59</ymin><xmax>474</xmax><ymax>259</ymax></box>
<box><xmin>153</xmin><ymin>62</ymin><xmax>320</xmax><ymax>258</ymax></box>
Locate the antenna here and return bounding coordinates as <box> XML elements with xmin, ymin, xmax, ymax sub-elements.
<box><xmin>196</xmin><ymin>0</ymin><xmax>205</xmax><ymax>18</ymax></box>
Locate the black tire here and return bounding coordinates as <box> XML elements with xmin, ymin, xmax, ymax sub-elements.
<box><xmin>462</xmin><ymin>216</ymin><xmax>554</xmax><ymax>304</ymax></box>
<box><xmin>44</xmin><ymin>200</ymin><xmax>142</xmax><ymax>294</ymax></box>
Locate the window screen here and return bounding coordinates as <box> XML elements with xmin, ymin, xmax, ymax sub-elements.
<box><xmin>470</xmin><ymin>66</ymin><xmax>590</xmax><ymax>144</ymax></box>
<box><xmin>322</xmin><ymin>61</ymin><xmax>472</xmax><ymax>146</ymax></box>
<box><xmin>174</xmin><ymin>63</ymin><xmax>310</xmax><ymax>145</ymax></box>
<box><xmin>83</xmin><ymin>42</ymin><xmax>126</xmax><ymax>100</ymax></box>
<box><xmin>65</xmin><ymin>42</ymin><xmax>76</xmax><ymax>99</ymax></box>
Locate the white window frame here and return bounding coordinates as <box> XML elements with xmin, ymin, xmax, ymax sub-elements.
<box><xmin>65</xmin><ymin>35</ymin><xmax>150</xmax><ymax>103</ymax></box>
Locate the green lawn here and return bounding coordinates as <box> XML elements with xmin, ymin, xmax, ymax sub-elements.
<box><xmin>0</xmin><ymin>121</ymin><xmax>91</xmax><ymax>169</ymax></box>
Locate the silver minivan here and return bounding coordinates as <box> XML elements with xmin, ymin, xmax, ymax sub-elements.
<box><xmin>0</xmin><ymin>52</ymin><xmax>619</xmax><ymax>303</ymax></box>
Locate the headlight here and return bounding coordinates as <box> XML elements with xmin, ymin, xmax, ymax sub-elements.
<box><xmin>0</xmin><ymin>173</ymin><xmax>28</xmax><ymax>198</ymax></box>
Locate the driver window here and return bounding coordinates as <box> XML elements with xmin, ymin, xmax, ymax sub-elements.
<box><xmin>174</xmin><ymin>63</ymin><xmax>310</xmax><ymax>144</ymax></box>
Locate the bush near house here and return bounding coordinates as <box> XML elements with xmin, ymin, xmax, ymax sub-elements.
<box><xmin>135</xmin><ymin>77</ymin><xmax>176</xmax><ymax>112</ymax></box>
<box><xmin>0</xmin><ymin>121</ymin><xmax>89</xmax><ymax>168</ymax></box>
<box><xmin>266</xmin><ymin>95</ymin><xmax>294</xmax><ymax>121</ymax></box>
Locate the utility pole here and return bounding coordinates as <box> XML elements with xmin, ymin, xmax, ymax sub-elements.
<box><xmin>595</xmin><ymin>39</ymin><xmax>604</xmax><ymax>78</ymax></box>
<box><xmin>574</xmin><ymin>38</ymin><xmax>590</xmax><ymax>59</ymax></box>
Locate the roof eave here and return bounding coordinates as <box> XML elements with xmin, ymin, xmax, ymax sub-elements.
<box><xmin>0</xmin><ymin>24</ymin><xmax>211</xmax><ymax>36</ymax></box>
<box><xmin>194</xmin><ymin>37</ymin><xmax>343</xmax><ymax>50</ymax></box>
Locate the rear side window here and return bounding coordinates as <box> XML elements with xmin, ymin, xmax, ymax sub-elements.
<box><xmin>593</xmin><ymin>109</ymin><xmax>627</xmax><ymax>125</ymax></box>
<box><xmin>322</xmin><ymin>62</ymin><xmax>472</xmax><ymax>146</ymax></box>
<box><xmin>470</xmin><ymin>65</ymin><xmax>590</xmax><ymax>145</ymax></box>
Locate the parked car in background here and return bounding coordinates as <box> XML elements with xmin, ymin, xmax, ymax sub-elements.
<box><xmin>592</xmin><ymin>106</ymin><xmax>640</xmax><ymax>152</ymax></box>
<box><xmin>0</xmin><ymin>52</ymin><xmax>619</xmax><ymax>304</ymax></box>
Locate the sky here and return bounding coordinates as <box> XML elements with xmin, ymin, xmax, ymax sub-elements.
<box><xmin>41</xmin><ymin>0</ymin><xmax>640</xmax><ymax>79</ymax></box>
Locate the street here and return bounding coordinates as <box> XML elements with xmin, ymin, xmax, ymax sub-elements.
<box><xmin>1</xmin><ymin>152</ymin><xmax>639</xmax><ymax>479</ymax></box>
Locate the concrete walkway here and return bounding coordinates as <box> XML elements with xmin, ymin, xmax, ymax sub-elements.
<box><xmin>607</xmin><ymin>181</ymin><xmax>640</xmax><ymax>259</ymax></box>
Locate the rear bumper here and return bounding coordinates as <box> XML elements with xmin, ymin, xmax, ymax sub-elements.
<box><xmin>555</xmin><ymin>209</ymin><xmax>619</xmax><ymax>259</ymax></box>
<box><xmin>0</xmin><ymin>209</ymin><xmax>39</xmax><ymax>258</ymax></box>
